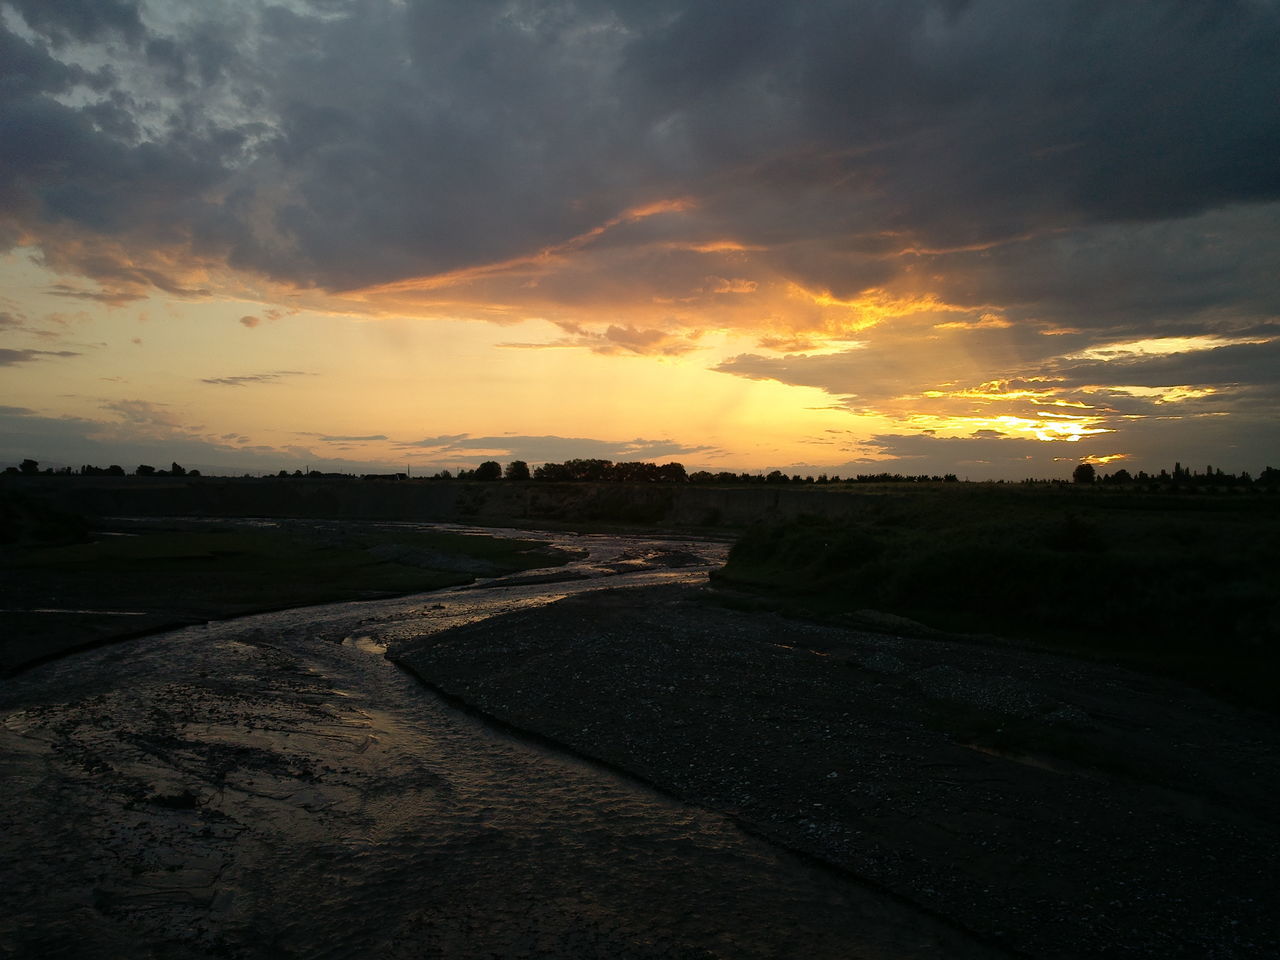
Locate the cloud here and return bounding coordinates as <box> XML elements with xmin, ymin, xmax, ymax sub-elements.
<box><xmin>318</xmin><ymin>434</ymin><xmax>388</xmax><ymax>443</ymax></box>
<box><xmin>199</xmin><ymin>370</ymin><xmax>311</xmax><ymax>386</ymax></box>
<box><xmin>3</xmin><ymin>0</ymin><xmax>1279</xmax><ymax>474</ymax></box>
<box><xmin>6</xmin><ymin>0</ymin><xmax>145</xmax><ymax>47</ymax></box>
<box><xmin>395</xmin><ymin>433</ymin><xmax>717</xmax><ymax>465</ymax></box>
<box><xmin>237</xmin><ymin>308</ymin><xmax>288</xmax><ymax>329</ymax></box>
<box><xmin>0</xmin><ymin>404</ymin><xmax>395</xmax><ymax>475</ymax></box>
<box><xmin>0</xmin><ymin>0</ymin><xmax>1273</xmax><ymax>342</ymax></box>
<box><xmin>100</xmin><ymin>398</ymin><xmax>189</xmax><ymax>430</ymax></box>
<box><xmin>0</xmin><ymin>347</ymin><xmax>80</xmax><ymax>365</ymax></box>
<box><xmin>706</xmin><ymin>276</ymin><xmax>758</xmax><ymax>294</ymax></box>
<box><xmin>499</xmin><ymin>322</ymin><xmax>702</xmax><ymax>356</ymax></box>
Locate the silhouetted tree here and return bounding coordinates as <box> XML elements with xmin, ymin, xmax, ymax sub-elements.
<box><xmin>170</xmin><ymin>462</ymin><xmax>187</xmax><ymax>477</ymax></box>
<box><xmin>564</xmin><ymin>458</ymin><xmax>614</xmax><ymax>481</ymax></box>
<box><xmin>19</xmin><ymin>459</ymin><xmax>39</xmax><ymax>475</ymax></box>
<box><xmin>533</xmin><ymin>462</ymin><xmax>571</xmax><ymax>481</ymax></box>
<box><xmin>473</xmin><ymin>460</ymin><xmax>502</xmax><ymax>481</ymax></box>
<box><xmin>1072</xmin><ymin>462</ymin><xmax>1095</xmax><ymax>484</ymax></box>
<box><xmin>504</xmin><ymin>460</ymin><xmax>530</xmax><ymax>481</ymax></box>
<box><xmin>658</xmin><ymin>462</ymin><xmax>688</xmax><ymax>482</ymax></box>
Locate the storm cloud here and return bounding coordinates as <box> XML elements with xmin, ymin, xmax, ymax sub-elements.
<box><xmin>2</xmin><ymin>1</ymin><xmax>1277</xmax><ymax>312</ymax></box>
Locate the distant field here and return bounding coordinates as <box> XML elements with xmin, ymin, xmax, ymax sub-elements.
<box><xmin>1</xmin><ymin>517</ymin><xmax>574</xmax><ymax>673</ymax></box>
<box><xmin>713</xmin><ymin>485</ymin><xmax>1280</xmax><ymax>709</ymax></box>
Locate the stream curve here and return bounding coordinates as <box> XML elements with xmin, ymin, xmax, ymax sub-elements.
<box><xmin>0</xmin><ymin>527</ymin><xmax>995</xmax><ymax>959</ymax></box>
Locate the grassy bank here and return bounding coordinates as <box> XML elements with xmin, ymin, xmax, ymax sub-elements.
<box><xmin>1</xmin><ymin>517</ymin><xmax>575</xmax><ymax>673</ymax></box>
<box><xmin>712</xmin><ymin>485</ymin><xmax>1280</xmax><ymax>709</ymax></box>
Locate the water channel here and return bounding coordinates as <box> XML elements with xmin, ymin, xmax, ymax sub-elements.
<box><xmin>1</xmin><ymin>526</ymin><xmax>994</xmax><ymax>958</ymax></box>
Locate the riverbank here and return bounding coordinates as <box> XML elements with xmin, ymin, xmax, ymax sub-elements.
<box><xmin>0</xmin><ymin>518</ymin><xmax>578</xmax><ymax>674</ymax></box>
<box><xmin>391</xmin><ymin>582</ymin><xmax>1280</xmax><ymax>960</ymax></box>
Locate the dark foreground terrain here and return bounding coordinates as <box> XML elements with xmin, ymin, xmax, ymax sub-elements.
<box><xmin>393</xmin><ymin>583</ymin><xmax>1280</xmax><ymax>959</ymax></box>
<box><xmin>2</xmin><ymin>510</ymin><xmax>1277</xmax><ymax>958</ymax></box>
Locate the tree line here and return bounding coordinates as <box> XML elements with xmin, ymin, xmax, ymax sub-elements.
<box><xmin>1069</xmin><ymin>461</ymin><xmax>1280</xmax><ymax>488</ymax></box>
<box><xmin>8</xmin><ymin>456</ymin><xmax>1280</xmax><ymax>488</ymax></box>
<box><xmin>4</xmin><ymin>459</ymin><xmax>199</xmax><ymax>478</ymax></box>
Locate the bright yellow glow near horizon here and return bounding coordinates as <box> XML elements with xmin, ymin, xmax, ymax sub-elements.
<box><xmin>1</xmin><ymin>249</ymin><xmax>876</xmax><ymax>471</ymax></box>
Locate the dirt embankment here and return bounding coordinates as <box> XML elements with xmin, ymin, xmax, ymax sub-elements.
<box><xmin>391</xmin><ymin>583</ymin><xmax>1280</xmax><ymax>960</ymax></box>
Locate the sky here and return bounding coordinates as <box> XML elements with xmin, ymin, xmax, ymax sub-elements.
<box><xmin>2</xmin><ymin>0</ymin><xmax>1278</xmax><ymax>479</ymax></box>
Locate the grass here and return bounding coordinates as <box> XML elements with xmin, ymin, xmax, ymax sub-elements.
<box><xmin>713</xmin><ymin>485</ymin><xmax>1280</xmax><ymax>710</ymax></box>
<box><xmin>1</xmin><ymin>519</ymin><xmax>575</xmax><ymax>672</ymax></box>
<box><xmin>9</xmin><ymin>522</ymin><xmax>571</xmax><ymax>611</ymax></box>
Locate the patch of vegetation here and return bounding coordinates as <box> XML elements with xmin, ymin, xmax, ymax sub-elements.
<box><xmin>9</xmin><ymin>522</ymin><xmax>569</xmax><ymax>612</ymax></box>
<box><xmin>0</xmin><ymin>491</ymin><xmax>90</xmax><ymax>545</ymax></box>
<box><xmin>714</xmin><ymin>487</ymin><xmax>1280</xmax><ymax>709</ymax></box>
<box><xmin>1</xmin><ymin>520</ymin><xmax>575</xmax><ymax>672</ymax></box>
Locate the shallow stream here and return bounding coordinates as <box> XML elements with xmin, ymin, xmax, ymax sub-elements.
<box><xmin>0</xmin><ymin>526</ymin><xmax>992</xmax><ymax>958</ymax></box>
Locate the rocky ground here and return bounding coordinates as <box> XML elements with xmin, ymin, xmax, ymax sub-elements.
<box><xmin>391</xmin><ymin>583</ymin><xmax>1280</xmax><ymax>960</ymax></box>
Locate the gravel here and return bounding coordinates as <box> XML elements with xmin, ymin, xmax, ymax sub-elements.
<box><xmin>392</xmin><ymin>582</ymin><xmax>1280</xmax><ymax>960</ymax></box>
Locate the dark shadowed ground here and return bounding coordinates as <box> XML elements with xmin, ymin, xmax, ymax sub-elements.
<box><xmin>2</xmin><ymin>518</ymin><xmax>1277</xmax><ymax>958</ymax></box>
<box><xmin>391</xmin><ymin>582</ymin><xmax>1280</xmax><ymax>959</ymax></box>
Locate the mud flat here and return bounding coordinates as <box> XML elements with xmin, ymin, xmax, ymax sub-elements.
<box><xmin>392</xmin><ymin>583</ymin><xmax>1280</xmax><ymax>960</ymax></box>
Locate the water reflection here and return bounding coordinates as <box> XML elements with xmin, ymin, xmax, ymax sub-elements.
<box><xmin>0</xmin><ymin>527</ymin><xmax>993</xmax><ymax>959</ymax></box>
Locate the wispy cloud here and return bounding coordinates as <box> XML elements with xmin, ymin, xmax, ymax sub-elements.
<box><xmin>0</xmin><ymin>348</ymin><xmax>81</xmax><ymax>366</ymax></box>
<box><xmin>200</xmin><ymin>371</ymin><xmax>312</xmax><ymax>387</ymax></box>
<box><xmin>499</xmin><ymin>323</ymin><xmax>702</xmax><ymax>357</ymax></box>
<box><xmin>395</xmin><ymin>433</ymin><xmax>718</xmax><ymax>464</ymax></box>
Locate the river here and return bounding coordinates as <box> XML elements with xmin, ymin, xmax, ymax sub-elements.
<box><xmin>0</xmin><ymin>526</ymin><xmax>994</xmax><ymax>959</ymax></box>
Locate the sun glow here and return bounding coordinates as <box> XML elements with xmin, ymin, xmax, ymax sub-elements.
<box><xmin>1067</xmin><ymin>335</ymin><xmax>1273</xmax><ymax>361</ymax></box>
<box><xmin>901</xmin><ymin>413</ymin><xmax>1112</xmax><ymax>442</ymax></box>
<box><xmin>1101</xmin><ymin>385</ymin><xmax>1219</xmax><ymax>403</ymax></box>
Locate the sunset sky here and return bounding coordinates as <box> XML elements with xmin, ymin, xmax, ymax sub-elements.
<box><xmin>3</xmin><ymin>0</ymin><xmax>1278</xmax><ymax>479</ymax></box>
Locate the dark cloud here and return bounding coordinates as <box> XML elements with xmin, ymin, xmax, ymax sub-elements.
<box><xmin>0</xmin><ymin>0</ymin><xmax>1274</xmax><ymax>313</ymax></box>
<box><xmin>844</xmin><ymin>420</ymin><xmax>1280</xmax><ymax>481</ymax></box>
<box><xmin>199</xmin><ymin>371</ymin><xmax>311</xmax><ymax>387</ymax></box>
<box><xmin>318</xmin><ymin>434</ymin><xmax>388</xmax><ymax>443</ymax></box>
<box><xmin>1050</xmin><ymin>339</ymin><xmax>1280</xmax><ymax>394</ymax></box>
<box><xmin>0</xmin><ymin>347</ymin><xmax>80</xmax><ymax>365</ymax></box>
<box><xmin>6</xmin><ymin>0</ymin><xmax>144</xmax><ymax>47</ymax></box>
